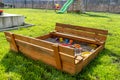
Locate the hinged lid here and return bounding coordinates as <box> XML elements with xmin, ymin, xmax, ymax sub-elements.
<box><xmin>55</xmin><ymin>23</ymin><xmax>108</xmax><ymax>45</ymax></box>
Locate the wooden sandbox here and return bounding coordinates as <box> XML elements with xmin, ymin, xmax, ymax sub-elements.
<box><xmin>4</xmin><ymin>23</ymin><xmax>108</xmax><ymax>74</ymax></box>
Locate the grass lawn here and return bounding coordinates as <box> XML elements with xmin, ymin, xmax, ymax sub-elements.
<box><xmin>0</xmin><ymin>9</ymin><xmax>120</xmax><ymax>80</ymax></box>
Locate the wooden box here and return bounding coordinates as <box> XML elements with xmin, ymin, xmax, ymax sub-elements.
<box><xmin>4</xmin><ymin>23</ymin><xmax>108</xmax><ymax>74</ymax></box>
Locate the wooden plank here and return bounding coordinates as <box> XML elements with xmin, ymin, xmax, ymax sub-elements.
<box><xmin>59</xmin><ymin>45</ymin><xmax>74</xmax><ymax>56</ymax></box>
<box><xmin>59</xmin><ymin>52</ymin><xmax>75</xmax><ymax>64</ymax></box>
<box><xmin>8</xmin><ymin>32</ymin><xmax>18</xmax><ymax>52</ymax></box>
<box><xmin>56</xmin><ymin>23</ymin><xmax>108</xmax><ymax>35</ymax></box>
<box><xmin>52</xmin><ymin>44</ymin><xmax>62</xmax><ymax>70</ymax></box>
<box><xmin>14</xmin><ymin>34</ymin><xmax>54</xmax><ymax>49</ymax></box>
<box><xmin>36</xmin><ymin>34</ymin><xmax>52</xmax><ymax>39</ymax></box>
<box><xmin>16</xmin><ymin>39</ymin><xmax>54</xmax><ymax>56</ymax></box>
<box><xmin>75</xmin><ymin>61</ymin><xmax>83</xmax><ymax>74</ymax></box>
<box><xmin>4</xmin><ymin>31</ymin><xmax>11</xmax><ymax>37</ymax></box>
<box><xmin>75</xmin><ymin>56</ymin><xmax>83</xmax><ymax>64</ymax></box>
<box><xmin>5</xmin><ymin>37</ymin><xmax>10</xmax><ymax>42</ymax></box>
<box><xmin>55</xmin><ymin>27</ymin><xmax>107</xmax><ymax>42</ymax></box>
<box><xmin>19</xmin><ymin>44</ymin><xmax>56</xmax><ymax>67</ymax></box>
<box><xmin>76</xmin><ymin>45</ymin><xmax>104</xmax><ymax>73</ymax></box>
<box><xmin>51</xmin><ymin>32</ymin><xmax>104</xmax><ymax>45</ymax></box>
<box><xmin>62</xmin><ymin>61</ymin><xmax>76</xmax><ymax>74</ymax></box>
<box><xmin>6</xmin><ymin>35</ymin><xmax>57</xmax><ymax>67</ymax></box>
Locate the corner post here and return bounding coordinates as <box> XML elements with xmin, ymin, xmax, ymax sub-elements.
<box><xmin>9</xmin><ymin>33</ymin><xmax>18</xmax><ymax>52</ymax></box>
<box><xmin>52</xmin><ymin>44</ymin><xmax>62</xmax><ymax>70</ymax></box>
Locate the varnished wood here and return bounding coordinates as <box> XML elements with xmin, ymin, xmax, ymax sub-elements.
<box><xmin>4</xmin><ymin>32</ymin><xmax>11</xmax><ymax>37</ymax></box>
<box><xmin>16</xmin><ymin>39</ymin><xmax>54</xmax><ymax>56</ymax></box>
<box><xmin>36</xmin><ymin>34</ymin><xmax>52</xmax><ymax>39</ymax></box>
<box><xmin>62</xmin><ymin>61</ymin><xmax>76</xmax><ymax>74</ymax></box>
<box><xmin>55</xmin><ymin>26</ymin><xmax>107</xmax><ymax>42</ymax></box>
<box><xmin>59</xmin><ymin>45</ymin><xmax>74</xmax><ymax>56</ymax></box>
<box><xmin>14</xmin><ymin>34</ymin><xmax>54</xmax><ymax>49</ymax></box>
<box><xmin>52</xmin><ymin>44</ymin><xmax>62</xmax><ymax>70</ymax></box>
<box><xmin>56</xmin><ymin>23</ymin><xmax>108</xmax><ymax>35</ymax></box>
<box><xmin>19</xmin><ymin>44</ymin><xmax>56</xmax><ymax>67</ymax></box>
<box><xmin>59</xmin><ymin>52</ymin><xmax>75</xmax><ymax>64</ymax></box>
<box><xmin>51</xmin><ymin>32</ymin><xmax>104</xmax><ymax>45</ymax></box>
<box><xmin>5</xmin><ymin>32</ymin><xmax>19</xmax><ymax>52</ymax></box>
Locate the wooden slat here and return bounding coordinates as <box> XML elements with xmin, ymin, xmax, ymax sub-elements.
<box><xmin>14</xmin><ymin>34</ymin><xmax>54</xmax><ymax>49</ymax></box>
<box><xmin>60</xmin><ymin>52</ymin><xmax>75</xmax><ymax>64</ymax></box>
<box><xmin>56</xmin><ymin>23</ymin><xmax>108</xmax><ymax>35</ymax></box>
<box><xmin>60</xmin><ymin>52</ymin><xmax>83</xmax><ymax>65</ymax></box>
<box><xmin>4</xmin><ymin>31</ymin><xmax>11</xmax><ymax>37</ymax></box>
<box><xmin>16</xmin><ymin>39</ymin><xmax>54</xmax><ymax>56</ymax></box>
<box><xmin>75</xmin><ymin>56</ymin><xmax>83</xmax><ymax>64</ymax></box>
<box><xmin>62</xmin><ymin>61</ymin><xmax>76</xmax><ymax>74</ymax></box>
<box><xmin>55</xmin><ymin>23</ymin><xmax>108</xmax><ymax>44</ymax></box>
<box><xmin>6</xmin><ymin>37</ymin><xmax>10</xmax><ymax>42</ymax></box>
<box><xmin>52</xmin><ymin>44</ymin><xmax>62</xmax><ymax>70</ymax></box>
<box><xmin>36</xmin><ymin>34</ymin><xmax>52</xmax><ymax>39</ymax></box>
<box><xmin>59</xmin><ymin>45</ymin><xmax>74</xmax><ymax>56</ymax></box>
<box><xmin>5</xmin><ymin>32</ymin><xmax>18</xmax><ymax>52</ymax></box>
<box><xmin>51</xmin><ymin>32</ymin><xmax>104</xmax><ymax>45</ymax></box>
<box><xmin>19</xmin><ymin>44</ymin><xmax>56</xmax><ymax>67</ymax></box>
<box><xmin>55</xmin><ymin>27</ymin><xmax>107</xmax><ymax>42</ymax></box>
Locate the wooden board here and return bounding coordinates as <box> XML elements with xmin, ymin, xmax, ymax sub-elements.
<box><xmin>62</xmin><ymin>61</ymin><xmax>76</xmax><ymax>74</ymax></box>
<box><xmin>59</xmin><ymin>45</ymin><xmax>74</xmax><ymax>56</ymax></box>
<box><xmin>51</xmin><ymin>32</ymin><xmax>103</xmax><ymax>45</ymax></box>
<box><xmin>55</xmin><ymin>23</ymin><xmax>108</xmax><ymax>44</ymax></box>
<box><xmin>52</xmin><ymin>44</ymin><xmax>62</xmax><ymax>70</ymax></box>
<box><xmin>36</xmin><ymin>34</ymin><xmax>52</xmax><ymax>39</ymax></box>
<box><xmin>56</xmin><ymin>23</ymin><xmax>108</xmax><ymax>35</ymax></box>
<box><xmin>19</xmin><ymin>43</ymin><xmax>56</xmax><ymax>67</ymax></box>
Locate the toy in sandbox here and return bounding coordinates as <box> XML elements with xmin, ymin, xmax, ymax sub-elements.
<box><xmin>45</xmin><ymin>37</ymin><xmax>97</xmax><ymax>57</ymax></box>
<box><xmin>4</xmin><ymin>23</ymin><xmax>108</xmax><ymax>74</ymax></box>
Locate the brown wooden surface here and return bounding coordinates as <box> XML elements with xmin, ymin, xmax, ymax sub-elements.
<box><xmin>59</xmin><ymin>45</ymin><xmax>74</xmax><ymax>56</ymax></box>
<box><xmin>75</xmin><ymin>56</ymin><xmax>83</xmax><ymax>64</ymax></box>
<box><xmin>52</xmin><ymin>44</ymin><xmax>62</xmax><ymax>70</ymax></box>
<box><xmin>51</xmin><ymin>32</ymin><xmax>103</xmax><ymax>45</ymax></box>
<box><xmin>5</xmin><ymin>33</ymin><xmax>57</xmax><ymax>68</ymax></box>
<box><xmin>62</xmin><ymin>61</ymin><xmax>76</xmax><ymax>74</ymax></box>
<box><xmin>55</xmin><ymin>23</ymin><xmax>108</xmax><ymax>44</ymax></box>
<box><xmin>14</xmin><ymin>34</ymin><xmax>54</xmax><ymax>49</ymax></box>
<box><xmin>56</xmin><ymin>23</ymin><xmax>108</xmax><ymax>35</ymax></box>
<box><xmin>36</xmin><ymin>34</ymin><xmax>52</xmax><ymax>39</ymax></box>
<box><xmin>4</xmin><ymin>32</ymin><xmax>11</xmax><ymax>37</ymax></box>
<box><xmin>19</xmin><ymin>43</ymin><xmax>56</xmax><ymax>67</ymax></box>
<box><xmin>16</xmin><ymin>39</ymin><xmax>54</xmax><ymax>56</ymax></box>
<box><xmin>59</xmin><ymin>52</ymin><xmax>75</xmax><ymax>64</ymax></box>
<box><xmin>55</xmin><ymin>26</ymin><xmax>107</xmax><ymax>42</ymax></box>
<box><xmin>4</xmin><ymin>32</ymin><xmax>18</xmax><ymax>52</ymax></box>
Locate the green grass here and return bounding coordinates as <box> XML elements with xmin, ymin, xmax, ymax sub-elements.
<box><xmin>0</xmin><ymin>9</ymin><xmax>120</xmax><ymax>80</ymax></box>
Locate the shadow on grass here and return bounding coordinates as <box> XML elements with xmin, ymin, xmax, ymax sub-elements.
<box><xmin>1</xmin><ymin>49</ymin><xmax>119</xmax><ymax>80</ymax></box>
<box><xmin>74</xmin><ymin>48</ymin><xmax>120</xmax><ymax>80</ymax></box>
<box><xmin>81</xmin><ymin>13</ymin><xmax>110</xmax><ymax>18</ymax></box>
<box><xmin>0</xmin><ymin>51</ymin><xmax>64</xmax><ymax>80</ymax></box>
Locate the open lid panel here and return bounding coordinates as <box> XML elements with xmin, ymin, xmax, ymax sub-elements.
<box><xmin>55</xmin><ymin>23</ymin><xmax>108</xmax><ymax>45</ymax></box>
